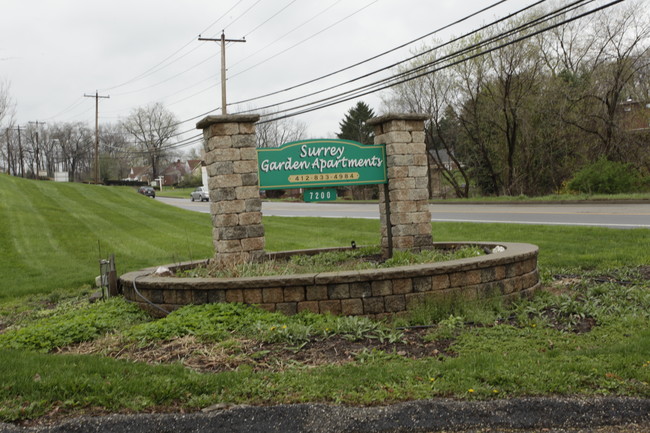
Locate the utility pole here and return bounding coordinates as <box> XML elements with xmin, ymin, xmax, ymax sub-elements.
<box><xmin>84</xmin><ymin>91</ymin><xmax>110</xmax><ymax>184</ymax></box>
<box><xmin>28</xmin><ymin>121</ymin><xmax>46</xmax><ymax>178</ymax></box>
<box><xmin>4</xmin><ymin>128</ymin><xmax>11</xmax><ymax>175</ymax></box>
<box><xmin>199</xmin><ymin>31</ymin><xmax>246</xmax><ymax>114</ymax></box>
<box><xmin>13</xmin><ymin>125</ymin><xmax>24</xmax><ymax>178</ymax></box>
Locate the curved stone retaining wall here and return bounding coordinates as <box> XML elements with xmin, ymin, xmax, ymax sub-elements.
<box><xmin>119</xmin><ymin>242</ymin><xmax>540</xmax><ymax>318</ymax></box>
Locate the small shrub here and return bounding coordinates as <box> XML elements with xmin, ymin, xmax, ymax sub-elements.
<box><xmin>567</xmin><ymin>158</ymin><xmax>643</xmax><ymax>194</ymax></box>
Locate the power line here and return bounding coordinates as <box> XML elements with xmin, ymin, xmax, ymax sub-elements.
<box><xmin>257</xmin><ymin>0</ymin><xmax>621</xmax><ymax>124</ymax></box>
<box><xmin>228</xmin><ymin>0</ymin><xmax>379</xmax><ymax>80</ymax></box>
<box><xmin>229</xmin><ymin>0</ymin><xmax>512</xmax><ymax>107</ymax></box>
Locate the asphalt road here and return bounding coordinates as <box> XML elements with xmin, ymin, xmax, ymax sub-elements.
<box><xmin>157</xmin><ymin>197</ymin><xmax>650</xmax><ymax>229</ymax></box>
<box><xmin>2</xmin><ymin>397</ymin><xmax>649</xmax><ymax>432</ymax></box>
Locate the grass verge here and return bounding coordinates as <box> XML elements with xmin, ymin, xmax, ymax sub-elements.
<box><xmin>0</xmin><ymin>175</ymin><xmax>649</xmax><ymax>422</ymax></box>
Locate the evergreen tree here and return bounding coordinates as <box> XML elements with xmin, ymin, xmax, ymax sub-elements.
<box><xmin>337</xmin><ymin>101</ymin><xmax>375</xmax><ymax>144</ymax></box>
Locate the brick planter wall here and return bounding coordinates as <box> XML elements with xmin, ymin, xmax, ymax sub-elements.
<box><xmin>119</xmin><ymin>242</ymin><xmax>540</xmax><ymax>318</ymax></box>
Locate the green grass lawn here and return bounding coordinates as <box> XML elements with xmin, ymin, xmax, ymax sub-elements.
<box><xmin>0</xmin><ymin>174</ymin><xmax>649</xmax><ymax>422</ymax></box>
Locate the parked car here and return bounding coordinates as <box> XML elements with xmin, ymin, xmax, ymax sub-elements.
<box><xmin>190</xmin><ymin>186</ymin><xmax>209</xmax><ymax>202</ymax></box>
<box><xmin>138</xmin><ymin>186</ymin><xmax>156</xmax><ymax>198</ymax></box>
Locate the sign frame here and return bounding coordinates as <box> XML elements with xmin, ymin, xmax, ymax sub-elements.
<box><xmin>257</xmin><ymin>139</ymin><xmax>386</xmax><ymax>190</ymax></box>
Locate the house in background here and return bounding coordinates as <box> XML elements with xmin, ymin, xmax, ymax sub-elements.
<box><xmin>125</xmin><ymin>166</ymin><xmax>152</xmax><ymax>183</ymax></box>
<box><xmin>159</xmin><ymin>159</ymin><xmax>204</xmax><ymax>186</ymax></box>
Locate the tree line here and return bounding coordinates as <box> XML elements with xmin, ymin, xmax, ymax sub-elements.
<box><xmin>382</xmin><ymin>2</ymin><xmax>650</xmax><ymax>197</ymax></box>
<box><xmin>0</xmin><ymin>101</ymin><xmax>193</xmax><ymax>183</ymax></box>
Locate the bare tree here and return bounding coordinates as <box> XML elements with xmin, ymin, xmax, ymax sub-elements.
<box><xmin>50</xmin><ymin>123</ymin><xmax>94</xmax><ymax>181</ymax></box>
<box><xmin>121</xmin><ymin>102</ymin><xmax>178</xmax><ymax>179</ymax></box>
<box><xmin>255</xmin><ymin>111</ymin><xmax>307</xmax><ymax>148</ymax></box>
<box><xmin>0</xmin><ymin>80</ymin><xmax>16</xmax><ymax>174</ymax></box>
<box><xmin>383</xmin><ymin>45</ymin><xmax>470</xmax><ymax>198</ymax></box>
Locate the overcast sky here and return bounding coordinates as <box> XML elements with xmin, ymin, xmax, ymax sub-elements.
<box><xmin>0</xmin><ymin>0</ymin><xmax>595</xmax><ymax>152</ymax></box>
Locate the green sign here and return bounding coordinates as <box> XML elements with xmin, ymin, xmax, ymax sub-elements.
<box><xmin>304</xmin><ymin>188</ymin><xmax>337</xmax><ymax>202</ymax></box>
<box><xmin>257</xmin><ymin>139</ymin><xmax>386</xmax><ymax>190</ymax></box>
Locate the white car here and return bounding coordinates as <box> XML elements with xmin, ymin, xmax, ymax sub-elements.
<box><xmin>190</xmin><ymin>186</ymin><xmax>210</xmax><ymax>202</ymax></box>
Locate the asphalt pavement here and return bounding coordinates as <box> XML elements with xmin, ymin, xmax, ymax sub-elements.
<box><xmin>156</xmin><ymin>197</ymin><xmax>650</xmax><ymax>229</ymax></box>
<box><xmin>2</xmin><ymin>397</ymin><xmax>649</xmax><ymax>433</ymax></box>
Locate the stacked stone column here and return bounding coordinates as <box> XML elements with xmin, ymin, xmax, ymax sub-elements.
<box><xmin>196</xmin><ymin>115</ymin><xmax>264</xmax><ymax>267</ymax></box>
<box><xmin>367</xmin><ymin>114</ymin><xmax>433</xmax><ymax>258</ymax></box>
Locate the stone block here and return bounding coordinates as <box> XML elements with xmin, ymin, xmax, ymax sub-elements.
<box><xmin>328</xmin><ymin>283</ymin><xmax>350</xmax><ymax>299</ymax></box>
<box><xmin>257</xmin><ymin>303</ymin><xmax>276</xmax><ymax>312</ymax></box>
<box><xmin>306</xmin><ymin>285</ymin><xmax>328</xmax><ymax>301</ymax></box>
<box><xmin>206</xmin><ymin>135</ymin><xmax>232</xmax><ymax>150</ymax></box>
<box><xmin>211</xmin><ymin>188</ymin><xmax>236</xmax><ymax>202</ymax></box>
<box><xmin>208</xmin><ymin>290</ymin><xmax>226</xmax><ymax>303</ymax></box>
<box><xmin>240</xmin><ymin>147</ymin><xmax>258</xmax><ymax>161</ymax></box>
<box><xmin>239</xmin><ymin>122</ymin><xmax>257</xmax><ymax>134</ymax></box>
<box><xmin>263</xmin><ymin>287</ymin><xmax>284</xmax><ymax>303</ymax></box>
<box><xmin>239</xmin><ymin>212</ymin><xmax>262</xmax><ymax>225</ymax></box>
<box><xmin>206</xmin><ymin>161</ymin><xmax>234</xmax><ymax>176</ymax></box>
<box><xmin>243</xmin><ymin>288</ymin><xmax>263</xmax><ymax>304</ymax></box>
<box><xmin>208</xmin><ymin>122</ymin><xmax>239</xmax><ymax>136</ymax></box>
<box><xmin>411</xmin><ymin>131</ymin><xmax>426</xmax><ymax>143</ymax></box>
<box><xmin>284</xmin><ymin>286</ymin><xmax>305</xmax><ymax>302</ymax></box>
<box><xmin>385</xmin><ymin>295</ymin><xmax>406</xmax><ymax>312</ymax></box>
<box><xmin>392</xmin><ymin>278</ymin><xmax>413</xmax><ymax>294</ymax></box>
<box><xmin>245</xmin><ymin>224</ymin><xmax>265</xmax><ymax>238</ymax></box>
<box><xmin>403</xmin><ymin>120</ymin><xmax>424</xmax><ymax>131</ymax></box>
<box><xmin>205</xmin><ymin>148</ymin><xmax>241</xmax><ymax>164</ymax></box>
<box><xmin>232</xmin><ymin>134</ymin><xmax>256</xmax><ymax>149</ymax></box>
<box><xmin>393</xmin><ymin>236</ymin><xmax>415</xmax><ymax>249</ymax></box>
<box><xmin>405</xmin><ymin>293</ymin><xmax>428</xmax><ymax>310</ymax></box>
<box><xmin>234</xmin><ymin>160</ymin><xmax>258</xmax><ymax>174</ymax></box>
<box><xmin>431</xmin><ymin>274</ymin><xmax>450</xmax><ymax>290</ymax></box>
<box><xmin>276</xmin><ymin>302</ymin><xmax>297</xmax><ymax>315</ymax></box>
<box><xmin>385</xmin><ymin>131</ymin><xmax>412</xmax><ymax>144</ymax></box>
<box><xmin>214</xmin><ymin>213</ymin><xmax>239</xmax><ymax>228</ymax></box>
<box><xmin>349</xmin><ymin>282</ymin><xmax>372</xmax><ymax>298</ymax></box>
<box><xmin>225</xmin><ymin>289</ymin><xmax>244</xmax><ymax>303</ymax></box>
<box><xmin>387</xmin><ymin>166</ymin><xmax>410</xmax><ymax>178</ymax></box>
<box><xmin>215</xmin><ymin>174</ymin><xmax>243</xmax><ymax>188</ymax></box>
<box><xmin>319</xmin><ymin>300</ymin><xmax>342</xmax><ymax>315</ymax></box>
<box><xmin>218</xmin><ymin>226</ymin><xmax>248</xmax><ymax>240</ymax></box>
<box><xmin>236</xmin><ymin>186</ymin><xmax>260</xmax><ymax>200</ymax></box>
<box><xmin>245</xmin><ymin>199</ymin><xmax>262</xmax><ymax>212</ymax></box>
<box><xmin>341</xmin><ymin>299</ymin><xmax>364</xmax><ymax>316</ymax></box>
<box><xmin>241</xmin><ymin>236</ymin><xmax>265</xmax><ymax>252</ymax></box>
<box><xmin>413</xmin><ymin>276</ymin><xmax>432</xmax><ymax>293</ymax></box>
<box><xmin>371</xmin><ymin>279</ymin><xmax>392</xmax><ymax>296</ymax></box>
<box><xmin>213</xmin><ymin>200</ymin><xmax>246</xmax><ymax>214</ymax></box>
<box><xmin>297</xmin><ymin>301</ymin><xmax>319</xmax><ymax>314</ymax></box>
<box><xmin>215</xmin><ymin>239</ymin><xmax>242</xmax><ymax>253</ymax></box>
<box><xmin>192</xmin><ymin>290</ymin><xmax>208</xmax><ymax>304</ymax></box>
<box><xmin>450</xmin><ymin>270</ymin><xmax>481</xmax><ymax>287</ymax></box>
<box><xmin>387</xmin><ymin>178</ymin><xmax>416</xmax><ymax>191</ymax></box>
<box><xmin>381</xmin><ymin>119</ymin><xmax>406</xmax><ymax>132</ymax></box>
<box><xmin>241</xmin><ymin>173</ymin><xmax>259</xmax><ymax>186</ymax></box>
<box><xmin>363</xmin><ymin>297</ymin><xmax>385</xmax><ymax>314</ymax></box>
<box><xmin>387</xmin><ymin>154</ymin><xmax>415</xmax><ymax>167</ymax></box>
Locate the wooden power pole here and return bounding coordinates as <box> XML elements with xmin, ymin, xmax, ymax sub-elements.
<box><xmin>28</xmin><ymin>121</ymin><xmax>46</xmax><ymax>178</ymax></box>
<box><xmin>199</xmin><ymin>31</ymin><xmax>245</xmax><ymax>114</ymax></box>
<box><xmin>84</xmin><ymin>91</ymin><xmax>109</xmax><ymax>184</ymax></box>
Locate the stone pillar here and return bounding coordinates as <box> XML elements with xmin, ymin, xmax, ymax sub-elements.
<box><xmin>196</xmin><ymin>114</ymin><xmax>265</xmax><ymax>267</ymax></box>
<box><xmin>367</xmin><ymin>113</ymin><xmax>433</xmax><ymax>258</ymax></box>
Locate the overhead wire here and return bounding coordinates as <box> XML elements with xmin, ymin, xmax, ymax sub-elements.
<box><xmin>229</xmin><ymin>0</ymin><xmax>511</xmax><ymax>107</ymax></box>
<box><xmin>228</xmin><ymin>0</ymin><xmax>379</xmax><ymax>79</ymax></box>
<box><xmin>232</xmin><ymin>0</ymin><xmax>550</xmax><ymax>115</ymax></box>
<box><xmin>256</xmin><ymin>0</ymin><xmax>622</xmax><ymax>124</ymax></box>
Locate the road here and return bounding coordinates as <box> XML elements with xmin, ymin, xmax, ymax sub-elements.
<box><xmin>157</xmin><ymin>197</ymin><xmax>650</xmax><ymax>229</ymax></box>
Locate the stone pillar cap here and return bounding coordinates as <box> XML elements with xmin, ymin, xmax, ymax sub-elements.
<box><xmin>196</xmin><ymin>114</ymin><xmax>261</xmax><ymax>129</ymax></box>
<box><xmin>367</xmin><ymin>113</ymin><xmax>429</xmax><ymax>126</ymax></box>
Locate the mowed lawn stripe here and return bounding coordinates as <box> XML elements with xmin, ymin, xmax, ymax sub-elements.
<box><xmin>0</xmin><ymin>176</ymin><xmax>213</xmax><ymax>299</ymax></box>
